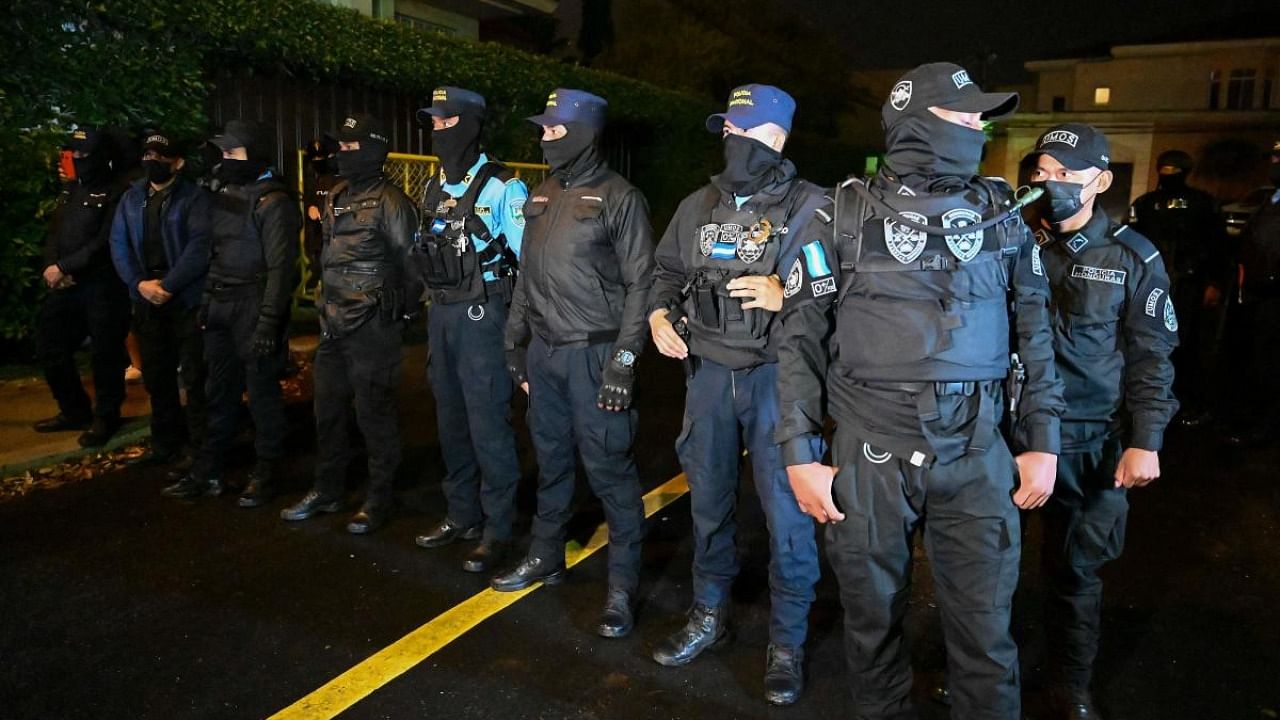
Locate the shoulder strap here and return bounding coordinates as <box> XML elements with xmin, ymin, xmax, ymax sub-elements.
<box><xmin>1111</xmin><ymin>224</ymin><xmax>1163</xmax><ymax>265</ymax></box>
<box><xmin>453</xmin><ymin>161</ymin><xmax>506</xmax><ymax>218</ymax></box>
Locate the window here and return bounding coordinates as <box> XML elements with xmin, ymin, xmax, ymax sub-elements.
<box><xmin>1208</xmin><ymin>70</ymin><xmax>1221</xmax><ymax>109</ymax></box>
<box><xmin>396</xmin><ymin>13</ymin><xmax>455</xmax><ymax>34</ymax></box>
<box><xmin>1264</xmin><ymin>68</ymin><xmax>1275</xmax><ymax>110</ymax></box>
<box><xmin>1052</xmin><ymin>96</ymin><xmax>1066</xmax><ymax>112</ymax></box>
<box><xmin>1227</xmin><ymin>69</ymin><xmax>1256</xmax><ymax>110</ymax></box>
<box><xmin>1094</xmin><ymin>87</ymin><xmax>1111</xmax><ymax>106</ymax></box>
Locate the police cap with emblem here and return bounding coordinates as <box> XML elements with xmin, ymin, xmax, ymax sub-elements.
<box><xmin>1031</xmin><ymin>122</ymin><xmax>1110</xmax><ymax>172</ymax></box>
<box><xmin>328</xmin><ymin>112</ymin><xmax>390</xmax><ymax>146</ymax></box>
<box><xmin>882</xmin><ymin>62</ymin><xmax>1019</xmax><ymax>126</ymax></box>
<box><xmin>416</xmin><ymin>87</ymin><xmax>486</xmax><ymax>125</ymax></box>
<box><xmin>526</xmin><ymin>88</ymin><xmax>608</xmax><ymax>130</ymax></box>
<box><xmin>705</xmin><ymin>84</ymin><xmax>796</xmax><ymax>134</ymax></box>
<box><xmin>66</xmin><ymin>125</ymin><xmax>104</xmax><ymax>153</ymax></box>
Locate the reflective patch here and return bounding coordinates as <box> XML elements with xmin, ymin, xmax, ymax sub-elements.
<box><xmin>863</xmin><ymin>443</ymin><xmax>892</xmax><ymax>464</ymax></box>
<box><xmin>896</xmin><ymin>184</ymin><xmax>916</xmax><ymax>197</ymax></box>
<box><xmin>802</xmin><ymin>241</ymin><xmax>832</xmax><ymax>278</ymax></box>
<box><xmin>1031</xmin><ymin>244</ymin><xmax>1043</xmax><ymax>276</ymax></box>
<box><xmin>942</xmin><ymin>208</ymin><xmax>984</xmax><ymax>262</ymax></box>
<box><xmin>951</xmin><ymin>70</ymin><xmax>973</xmax><ymax>89</ymax></box>
<box><xmin>1071</xmin><ymin>264</ymin><xmax>1127</xmax><ymax>285</ymax></box>
<box><xmin>467</xmin><ymin>304</ymin><xmax>485</xmax><ymax>321</ymax></box>
<box><xmin>783</xmin><ymin>258</ymin><xmax>803</xmax><ymax>298</ymax></box>
<box><xmin>1066</xmin><ymin>233</ymin><xmax>1089</xmax><ymax>253</ymax></box>
<box><xmin>811</xmin><ymin>277</ymin><xmax>836</xmax><ymax>296</ymax></box>
<box><xmin>474</xmin><ymin>204</ymin><xmax>491</xmax><ymax>216</ymax></box>
<box><xmin>1164</xmin><ymin>297</ymin><xmax>1178</xmax><ymax>332</ymax></box>
<box><xmin>1034</xmin><ymin>229</ymin><xmax>1052</xmax><ymax>246</ymax></box>
<box><xmin>1144</xmin><ymin>287</ymin><xmax>1164</xmax><ymax>317</ymax></box>
<box><xmin>885</xmin><ymin>212</ymin><xmax>928</xmax><ymax>264</ymax></box>
<box><xmin>890</xmin><ymin>81</ymin><xmax>912</xmax><ymax>111</ymax></box>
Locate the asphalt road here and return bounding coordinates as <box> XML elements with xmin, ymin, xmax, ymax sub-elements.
<box><xmin>1</xmin><ymin>338</ymin><xmax>1277</xmax><ymax>719</ymax></box>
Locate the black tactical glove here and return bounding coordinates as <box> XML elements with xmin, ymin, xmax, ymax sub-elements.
<box><xmin>597</xmin><ymin>349</ymin><xmax>637</xmax><ymax>412</ymax></box>
<box><xmin>506</xmin><ymin>346</ymin><xmax>528</xmax><ymax>388</ymax></box>
<box><xmin>251</xmin><ymin>322</ymin><xmax>280</xmax><ymax>357</ymax></box>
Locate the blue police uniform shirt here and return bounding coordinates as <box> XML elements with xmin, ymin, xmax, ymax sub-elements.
<box><xmin>439</xmin><ymin>153</ymin><xmax>528</xmax><ymax>281</ymax></box>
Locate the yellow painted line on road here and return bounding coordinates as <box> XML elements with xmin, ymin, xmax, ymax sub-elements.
<box><xmin>270</xmin><ymin>472</ymin><xmax>689</xmax><ymax>720</ymax></box>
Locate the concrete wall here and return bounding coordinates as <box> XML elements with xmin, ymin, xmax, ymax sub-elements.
<box><xmin>1071</xmin><ymin>46</ymin><xmax>1279</xmax><ymax>112</ymax></box>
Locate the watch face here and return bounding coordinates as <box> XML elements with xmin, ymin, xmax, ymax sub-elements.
<box><xmin>616</xmin><ymin>349</ymin><xmax>636</xmax><ymax>367</ymax></box>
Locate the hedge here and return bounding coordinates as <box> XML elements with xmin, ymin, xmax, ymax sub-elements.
<box><xmin>0</xmin><ymin>0</ymin><xmax>719</xmax><ymax>345</ymax></box>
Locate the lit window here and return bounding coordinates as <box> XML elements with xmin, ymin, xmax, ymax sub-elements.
<box><xmin>1094</xmin><ymin>87</ymin><xmax>1111</xmax><ymax>105</ymax></box>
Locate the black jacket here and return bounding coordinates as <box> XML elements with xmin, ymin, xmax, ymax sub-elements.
<box><xmin>44</xmin><ymin>178</ymin><xmax>127</xmax><ymax>281</ymax></box>
<box><xmin>1039</xmin><ymin>209</ymin><xmax>1179</xmax><ymax>452</ymax></box>
<box><xmin>206</xmin><ymin>174</ymin><xmax>300</xmax><ymax>335</ymax></box>
<box><xmin>505</xmin><ymin>160</ymin><xmax>654</xmax><ymax>356</ymax></box>
<box><xmin>1129</xmin><ymin>184</ymin><xmax>1227</xmax><ymax>289</ymax></box>
<box><xmin>650</xmin><ymin>162</ymin><xmax>825</xmax><ymax>370</ymax></box>
<box><xmin>774</xmin><ymin>171</ymin><xmax>1065</xmax><ymax>465</ymax></box>
<box><xmin>319</xmin><ymin>176</ymin><xmax>419</xmax><ymax>339</ymax></box>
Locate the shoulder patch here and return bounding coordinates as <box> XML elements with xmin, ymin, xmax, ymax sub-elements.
<box><xmin>1112</xmin><ymin>225</ymin><xmax>1162</xmax><ymax>264</ymax></box>
<box><xmin>801</xmin><ymin>241</ymin><xmax>832</xmax><ymax>278</ymax></box>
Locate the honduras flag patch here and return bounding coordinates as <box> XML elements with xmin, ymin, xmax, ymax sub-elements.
<box><xmin>802</xmin><ymin>241</ymin><xmax>831</xmax><ymax>277</ymax></box>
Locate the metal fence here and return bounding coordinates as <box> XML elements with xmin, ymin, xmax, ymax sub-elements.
<box><xmin>292</xmin><ymin>151</ymin><xmax>549</xmax><ymax>302</ymax></box>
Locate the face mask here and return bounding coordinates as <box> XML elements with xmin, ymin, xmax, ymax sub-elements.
<box><xmin>541</xmin><ymin>123</ymin><xmax>597</xmax><ymax>176</ymax></box>
<box><xmin>336</xmin><ymin>142</ymin><xmax>388</xmax><ymax>184</ymax></box>
<box><xmin>72</xmin><ymin>155</ymin><xmax>108</xmax><ymax>185</ymax></box>
<box><xmin>143</xmin><ymin>158</ymin><xmax>175</xmax><ymax>185</ymax></box>
<box><xmin>884</xmin><ymin>111</ymin><xmax>987</xmax><ymax>179</ymax></box>
<box><xmin>1034</xmin><ymin>176</ymin><xmax>1101</xmax><ymax>225</ymax></box>
<box><xmin>718</xmin><ymin>133</ymin><xmax>783</xmax><ymax>196</ymax></box>
<box><xmin>431</xmin><ymin>115</ymin><xmax>482</xmax><ymax>182</ymax></box>
<box><xmin>214</xmin><ymin>158</ymin><xmax>264</xmax><ymax>186</ymax></box>
<box><xmin>1158</xmin><ymin>171</ymin><xmax>1187</xmax><ymax>191</ymax></box>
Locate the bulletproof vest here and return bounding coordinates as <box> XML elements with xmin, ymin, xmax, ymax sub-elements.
<box><xmin>415</xmin><ymin>162</ymin><xmax>514</xmax><ymax>304</ymax></box>
<box><xmin>208</xmin><ymin>180</ymin><xmax>288</xmax><ymax>286</ymax></box>
<box><xmin>832</xmin><ymin>175</ymin><xmax>1022</xmax><ymax>382</ymax></box>
<box><xmin>682</xmin><ymin>183</ymin><xmax>809</xmax><ymax>350</ymax></box>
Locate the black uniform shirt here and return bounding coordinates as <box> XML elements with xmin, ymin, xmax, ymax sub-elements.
<box><xmin>143</xmin><ymin>181</ymin><xmax>174</xmax><ymax>277</ymax></box>
<box><xmin>1037</xmin><ymin>208</ymin><xmax>1179</xmax><ymax>452</ymax></box>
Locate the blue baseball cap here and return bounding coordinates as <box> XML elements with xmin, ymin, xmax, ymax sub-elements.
<box><xmin>526</xmin><ymin>88</ymin><xmax>608</xmax><ymax>130</ymax></box>
<box><xmin>417</xmin><ymin>86</ymin><xmax>486</xmax><ymax>124</ymax></box>
<box><xmin>705</xmin><ymin>84</ymin><xmax>796</xmax><ymax>134</ymax></box>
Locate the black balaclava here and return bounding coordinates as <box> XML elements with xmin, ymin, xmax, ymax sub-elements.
<box><xmin>1157</xmin><ymin>170</ymin><xmax>1188</xmax><ymax>192</ymax></box>
<box><xmin>72</xmin><ymin>152</ymin><xmax>110</xmax><ymax>186</ymax></box>
<box><xmin>143</xmin><ymin>158</ymin><xmax>177</xmax><ymax>185</ymax></box>
<box><xmin>541</xmin><ymin>122</ymin><xmax>600</xmax><ymax>179</ymax></box>
<box><xmin>884</xmin><ymin>111</ymin><xmax>986</xmax><ymax>183</ymax></box>
<box><xmin>717</xmin><ymin>133</ymin><xmax>785</xmax><ymax>196</ymax></box>
<box><xmin>432</xmin><ymin>114</ymin><xmax>483</xmax><ymax>183</ymax></box>
<box><xmin>215</xmin><ymin>158</ymin><xmax>266</xmax><ymax>186</ymax></box>
<box><xmin>337</xmin><ymin>139</ymin><xmax>388</xmax><ymax>186</ymax></box>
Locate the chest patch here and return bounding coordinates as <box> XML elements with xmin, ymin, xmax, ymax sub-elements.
<box><xmin>884</xmin><ymin>212</ymin><xmax>928</xmax><ymax>264</ymax></box>
<box><xmin>1071</xmin><ymin>264</ymin><xmax>1126</xmax><ymax>285</ymax></box>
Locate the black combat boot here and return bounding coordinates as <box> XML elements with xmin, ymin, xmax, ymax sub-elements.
<box><xmin>237</xmin><ymin>460</ymin><xmax>277</xmax><ymax>508</ymax></box>
<box><xmin>651</xmin><ymin>603</ymin><xmax>729</xmax><ymax>667</ymax></box>
<box><xmin>596</xmin><ymin>587</ymin><xmax>634</xmax><ymax>638</ymax></box>
<box><xmin>763</xmin><ymin>643</ymin><xmax>804</xmax><ymax>706</ymax></box>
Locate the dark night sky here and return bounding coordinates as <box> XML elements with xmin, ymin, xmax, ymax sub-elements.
<box><xmin>780</xmin><ymin>0</ymin><xmax>1279</xmax><ymax>83</ymax></box>
<box><xmin>559</xmin><ymin>0</ymin><xmax>1280</xmax><ymax>86</ymax></box>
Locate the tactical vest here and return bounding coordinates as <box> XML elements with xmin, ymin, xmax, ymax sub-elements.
<box><xmin>681</xmin><ymin>183</ymin><xmax>810</xmax><ymax>350</ymax></box>
<box><xmin>415</xmin><ymin>162</ymin><xmax>515</xmax><ymax>305</ymax></box>
<box><xmin>832</xmin><ymin>176</ymin><xmax>1023</xmax><ymax>382</ymax></box>
<box><xmin>207</xmin><ymin>182</ymin><xmax>288</xmax><ymax>288</ymax></box>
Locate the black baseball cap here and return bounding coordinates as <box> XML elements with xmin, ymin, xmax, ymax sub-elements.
<box><xmin>1030</xmin><ymin>123</ymin><xmax>1111</xmax><ymax>171</ymax></box>
<box><xmin>141</xmin><ymin>131</ymin><xmax>178</xmax><ymax>157</ymax></box>
<box><xmin>882</xmin><ymin>62</ymin><xmax>1019</xmax><ymax>126</ymax></box>
<box><xmin>329</xmin><ymin>113</ymin><xmax>389</xmax><ymax>145</ymax></box>
<box><xmin>417</xmin><ymin>87</ymin><xmax>486</xmax><ymax>125</ymax></box>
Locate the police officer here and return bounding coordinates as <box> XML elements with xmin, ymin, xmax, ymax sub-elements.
<box><xmin>1027</xmin><ymin>124</ymin><xmax>1178</xmax><ymax>719</ymax></box>
<box><xmin>495</xmin><ymin>89</ymin><xmax>654</xmax><ymax>640</ymax></box>
<box><xmin>281</xmin><ymin>113</ymin><xmax>420</xmax><ymax>534</ymax></box>
<box><xmin>1129</xmin><ymin>149</ymin><xmax>1225</xmax><ymax>425</ymax></box>
<box><xmin>777</xmin><ymin>63</ymin><xmax>1064</xmax><ymax>719</ymax></box>
<box><xmin>1223</xmin><ymin>140</ymin><xmax>1280</xmax><ymax>445</ymax></box>
<box><xmin>647</xmin><ymin>84</ymin><xmax>823</xmax><ymax>705</ymax></box>
<box><xmin>163</xmin><ymin>120</ymin><xmax>299</xmax><ymax>505</ymax></box>
<box><xmin>411</xmin><ymin>87</ymin><xmax>528</xmax><ymax>573</ymax></box>
<box><xmin>303</xmin><ymin>136</ymin><xmax>340</xmax><ymax>286</ymax></box>
<box><xmin>109</xmin><ymin>131</ymin><xmax>211</xmax><ymax>471</ymax></box>
<box><xmin>33</xmin><ymin>125</ymin><xmax>131</xmax><ymax>447</ymax></box>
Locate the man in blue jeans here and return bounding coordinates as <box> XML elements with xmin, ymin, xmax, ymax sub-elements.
<box><xmin>647</xmin><ymin>84</ymin><xmax>824</xmax><ymax>706</ymax></box>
